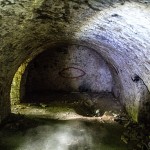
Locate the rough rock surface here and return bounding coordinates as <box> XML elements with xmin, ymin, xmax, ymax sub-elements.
<box><xmin>0</xmin><ymin>0</ymin><xmax>150</xmax><ymax>123</ymax></box>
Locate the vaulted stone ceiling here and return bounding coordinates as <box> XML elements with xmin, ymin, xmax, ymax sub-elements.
<box><xmin>0</xmin><ymin>0</ymin><xmax>150</xmax><ymax>123</ymax></box>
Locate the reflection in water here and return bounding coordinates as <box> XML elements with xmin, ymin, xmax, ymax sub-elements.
<box><xmin>18</xmin><ymin>123</ymin><xmax>93</xmax><ymax>150</ymax></box>
<box><xmin>0</xmin><ymin>119</ymin><xmax>128</xmax><ymax>150</ymax></box>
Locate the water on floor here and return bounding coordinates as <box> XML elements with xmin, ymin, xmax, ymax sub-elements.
<box><xmin>0</xmin><ymin>117</ymin><xmax>131</xmax><ymax>150</ymax></box>
<box><xmin>2</xmin><ymin>92</ymin><xmax>132</xmax><ymax>150</ymax></box>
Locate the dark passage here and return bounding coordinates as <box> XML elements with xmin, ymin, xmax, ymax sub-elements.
<box><xmin>18</xmin><ymin>45</ymin><xmax>122</xmax><ymax>116</ymax></box>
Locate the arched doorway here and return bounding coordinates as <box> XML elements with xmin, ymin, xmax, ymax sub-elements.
<box><xmin>10</xmin><ymin>43</ymin><xmax>122</xmax><ymax>118</ymax></box>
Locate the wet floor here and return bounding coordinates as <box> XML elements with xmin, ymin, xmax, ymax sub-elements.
<box><xmin>12</xmin><ymin>92</ymin><xmax>123</xmax><ymax>120</ymax></box>
<box><xmin>0</xmin><ymin>117</ymin><xmax>131</xmax><ymax>150</ymax></box>
<box><xmin>5</xmin><ymin>92</ymin><xmax>132</xmax><ymax>150</ymax></box>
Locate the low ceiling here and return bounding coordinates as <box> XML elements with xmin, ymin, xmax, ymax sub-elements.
<box><xmin>0</xmin><ymin>0</ymin><xmax>150</xmax><ymax>122</ymax></box>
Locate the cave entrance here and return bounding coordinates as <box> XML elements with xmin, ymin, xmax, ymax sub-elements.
<box><xmin>10</xmin><ymin>44</ymin><xmax>122</xmax><ymax>119</ymax></box>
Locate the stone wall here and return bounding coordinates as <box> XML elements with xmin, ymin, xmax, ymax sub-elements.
<box><xmin>0</xmin><ymin>0</ymin><xmax>150</xmax><ymax>123</ymax></box>
<box><xmin>23</xmin><ymin>45</ymin><xmax>112</xmax><ymax>97</ymax></box>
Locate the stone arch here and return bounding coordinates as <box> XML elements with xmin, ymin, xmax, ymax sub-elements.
<box><xmin>1</xmin><ymin>2</ymin><xmax>150</xmax><ymax>123</ymax></box>
<box><xmin>10</xmin><ymin>42</ymin><xmax>121</xmax><ymax>105</ymax></box>
<box><xmin>8</xmin><ymin>31</ymin><xmax>150</xmax><ymax>122</ymax></box>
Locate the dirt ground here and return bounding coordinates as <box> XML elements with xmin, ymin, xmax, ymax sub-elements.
<box><xmin>0</xmin><ymin>92</ymin><xmax>130</xmax><ymax>150</ymax></box>
<box><xmin>11</xmin><ymin>92</ymin><xmax>123</xmax><ymax>122</ymax></box>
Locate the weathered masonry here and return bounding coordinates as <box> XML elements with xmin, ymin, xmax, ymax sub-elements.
<box><xmin>0</xmin><ymin>0</ymin><xmax>150</xmax><ymax>123</ymax></box>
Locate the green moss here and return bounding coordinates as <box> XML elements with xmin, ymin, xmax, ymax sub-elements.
<box><xmin>126</xmin><ymin>106</ymin><xmax>139</xmax><ymax>122</ymax></box>
<box><xmin>10</xmin><ymin>59</ymin><xmax>30</xmax><ymax>105</ymax></box>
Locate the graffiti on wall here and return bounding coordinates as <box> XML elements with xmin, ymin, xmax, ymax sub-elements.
<box><xmin>59</xmin><ymin>67</ymin><xmax>86</xmax><ymax>79</ymax></box>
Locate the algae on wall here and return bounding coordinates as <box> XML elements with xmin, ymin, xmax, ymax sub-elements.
<box><xmin>10</xmin><ymin>59</ymin><xmax>30</xmax><ymax>105</ymax></box>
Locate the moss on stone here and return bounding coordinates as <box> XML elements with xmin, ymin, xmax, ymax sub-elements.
<box><xmin>10</xmin><ymin>59</ymin><xmax>30</xmax><ymax>105</ymax></box>
<box><xmin>126</xmin><ymin>106</ymin><xmax>139</xmax><ymax>122</ymax></box>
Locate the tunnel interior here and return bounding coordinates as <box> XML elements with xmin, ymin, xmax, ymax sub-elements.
<box><xmin>24</xmin><ymin>45</ymin><xmax>112</xmax><ymax>99</ymax></box>
<box><xmin>11</xmin><ymin>44</ymin><xmax>122</xmax><ymax>117</ymax></box>
<box><xmin>1</xmin><ymin>1</ymin><xmax>150</xmax><ymax>149</ymax></box>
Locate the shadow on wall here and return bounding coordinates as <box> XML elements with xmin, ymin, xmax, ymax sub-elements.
<box><xmin>19</xmin><ymin>44</ymin><xmax>113</xmax><ymax>103</ymax></box>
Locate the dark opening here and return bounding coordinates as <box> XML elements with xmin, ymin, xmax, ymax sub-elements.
<box><xmin>20</xmin><ymin>44</ymin><xmax>122</xmax><ymax>117</ymax></box>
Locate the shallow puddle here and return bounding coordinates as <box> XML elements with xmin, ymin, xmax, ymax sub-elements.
<box><xmin>7</xmin><ymin>92</ymin><xmax>131</xmax><ymax>150</ymax></box>
<box><xmin>0</xmin><ymin>118</ymin><xmax>131</xmax><ymax>150</ymax></box>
